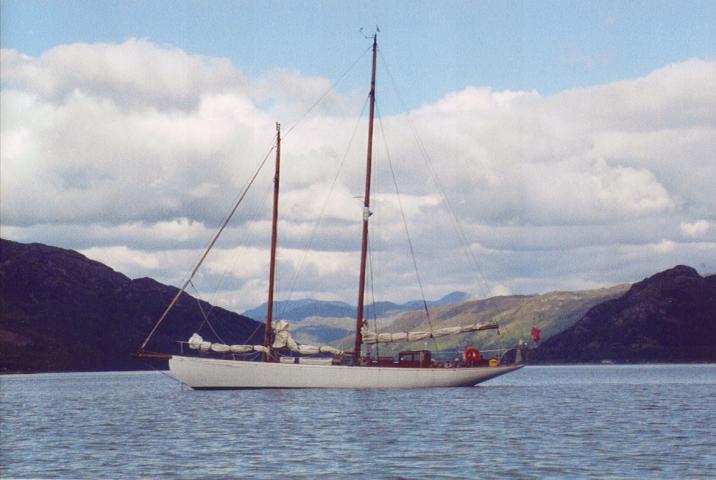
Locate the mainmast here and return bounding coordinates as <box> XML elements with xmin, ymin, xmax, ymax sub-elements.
<box><xmin>354</xmin><ymin>33</ymin><xmax>378</xmax><ymax>362</ymax></box>
<box><xmin>264</xmin><ymin>123</ymin><xmax>281</xmax><ymax>361</ymax></box>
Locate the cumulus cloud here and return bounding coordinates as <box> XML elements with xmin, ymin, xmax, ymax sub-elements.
<box><xmin>2</xmin><ymin>40</ymin><xmax>715</xmax><ymax>311</ymax></box>
<box><xmin>680</xmin><ymin>220</ymin><xmax>710</xmax><ymax>238</ymax></box>
<box><xmin>653</xmin><ymin>240</ymin><xmax>676</xmax><ymax>254</ymax></box>
<box><xmin>489</xmin><ymin>284</ymin><xmax>512</xmax><ymax>297</ymax></box>
<box><xmin>1</xmin><ymin>39</ymin><xmax>246</xmax><ymax>109</ymax></box>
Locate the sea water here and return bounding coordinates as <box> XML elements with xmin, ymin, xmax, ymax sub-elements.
<box><xmin>1</xmin><ymin>365</ymin><xmax>714</xmax><ymax>479</ymax></box>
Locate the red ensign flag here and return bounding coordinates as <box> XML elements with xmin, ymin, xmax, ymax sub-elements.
<box><xmin>531</xmin><ymin>326</ymin><xmax>541</xmax><ymax>342</ymax></box>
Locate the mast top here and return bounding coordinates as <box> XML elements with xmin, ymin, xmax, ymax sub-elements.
<box><xmin>360</xmin><ymin>26</ymin><xmax>380</xmax><ymax>40</ymax></box>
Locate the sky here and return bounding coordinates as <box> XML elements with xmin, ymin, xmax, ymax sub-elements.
<box><xmin>1</xmin><ymin>0</ymin><xmax>715</xmax><ymax>313</ymax></box>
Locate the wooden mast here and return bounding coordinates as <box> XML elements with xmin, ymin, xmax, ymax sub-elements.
<box><xmin>264</xmin><ymin>123</ymin><xmax>281</xmax><ymax>361</ymax></box>
<box><xmin>354</xmin><ymin>33</ymin><xmax>378</xmax><ymax>363</ymax></box>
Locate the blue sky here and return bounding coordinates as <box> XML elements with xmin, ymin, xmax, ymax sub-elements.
<box><xmin>3</xmin><ymin>0</ymin><xmax>714</xmax><ymax>110</ymax></box>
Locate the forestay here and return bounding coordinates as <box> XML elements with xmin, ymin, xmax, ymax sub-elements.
<box><xmin>360</xmin><ymin>322</ymin><xmax>498</xmax><ymax>345</ymax></box>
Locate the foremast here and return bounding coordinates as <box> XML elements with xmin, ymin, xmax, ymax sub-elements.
<box><xmin>354</xmin><ymin>33</ymin><xmax>378</xmax><ymax>362</ymax></box>
<box><xmin>264</xmin><ymin>123</ymin><xmax>281</xmax><ymax>361</ymax></box>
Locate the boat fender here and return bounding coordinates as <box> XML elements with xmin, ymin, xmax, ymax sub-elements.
<box><xmin>464</xmin><ymin>347</ymin><xmax>480</xmax><ymax>364</ymax></box>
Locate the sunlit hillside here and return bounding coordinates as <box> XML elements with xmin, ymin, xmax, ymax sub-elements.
<box><xmin>336</xmin><ymin>285</ymin><xmax>630</xmax><ymax>358</ymax></box>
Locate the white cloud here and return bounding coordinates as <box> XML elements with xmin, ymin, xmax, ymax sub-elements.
<box><xmin>80</xmin><ymin>245</ymin><xmax>184</xmax><ymax>277</ymax></box>
<box><xmin>653</xmin><ymin>240</ymin><xmax>676</xmax><ymax>254</ymax></box>
<box><xmin>1</xmin><ymin>39</ymin><xmax>246</xmax><ymax>109</ymax></box>
<box><xmin>489</xmin><ymin>284</ymin><xmax>512</xmax><ymax>297</ymax></box>
<box><xmin>2</xmin><ymin>40</ymin><xmax>716</xmax><ymax>312</ymax></box>
<box><xmin>680</xmin><ymin>220</ymin><xmax>710</xmax><ymax>238</ymax></box>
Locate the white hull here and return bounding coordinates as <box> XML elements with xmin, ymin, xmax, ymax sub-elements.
<box><xmin>169</xmin><ymin>355</ymin><xmax>523</xmax><ymax>389</ymax></box>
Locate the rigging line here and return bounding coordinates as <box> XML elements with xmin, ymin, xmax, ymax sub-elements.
<box><xmin>193</xmin><ymin>162</ymin><xmax>273</xmax><ymax>313</ymax></box>
<box><xmin>375</xmin><ymin>104</ymin><xmax>437</xmax><ymax>352</ymax></box>
<box><xmin>380</xmin><ymin>49</ymin><xmax>486</xmax><ymax>292</ymax></box>
<box><xmin>188</xmin><ymin>281</ymin><xmax>227</xmax><ymax>345</ymax></box>
<box><xmin>282</xmin><ymin>94</ymin><xmax>371</xmax><ymax>304</ymax></box>
<box><xmin>138</xmin><ymin>143</ymin><xmax>276</xmax><ymax>352</ymax></box>
<box><xmin>200</xmin><ymin>192</ymin><xmax>278</xmax><ymax>346</ymax></box>
<box><xmin>143</xmin><ymin>362</ymin><xmax>184</xmax><ymax>386</ymax></box>
<box><xmin>418</xmin><ymin>132</ymin><xmax>488</xmax><ymax>297</ymax></box>
<box><xmin>393</xmin><ymin>105</ymin><xmax>488</xmax><ymax>298</ymax></box>
<box><xmin>244</xmin><ymin>317</ymin><xmax>267</xmax><ymax>347</ymax></box>
<box><xmin>367</xmin><ymin>207</ymin><xmax>380</xmax><ymax>360</ymax></box>
<box><xmin>367</xmin><ymin>116</ymin><xmax>384</xmax><ymax>359</ymax></box>
<box><xmin>173</xmin><ymin>146</ymin><xmax>274</xmax><ymax>294</ymax></box>
<box><xmin>283</xmin><ymin>44</ymin><xmax>372</xmax><ymax>140</ymax></box>
<box><xmin>414</xmin><ymin>127</ymin><xmax>489</xmax><ymax>298</ymax></box>
<box><xmin>275</xmin><ymin>249</ymin><xmax>282</xmax><ymax>323</ymax></box>
<box><xmin>202</xmin><ymin>197</ymin><xmax>265</xmax><ymax>320</ymax></box>
<box><xmin>378</xmin><ymin>50</ymin><xmax>490</xmax><ymax>299</ymax></box>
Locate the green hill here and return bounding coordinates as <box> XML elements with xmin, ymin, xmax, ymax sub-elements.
<box><xmin>336</xmin><ymin>284</ymin><xmax>629</xmax><ymax>357</ymax></box>
<box><xmin>534</xmin><ymin>265</ymin><xmax>716</xmax><ymax>363</ymax></box>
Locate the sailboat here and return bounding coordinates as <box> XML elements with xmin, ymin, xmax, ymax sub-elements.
<box><xmin>136</xmin><ymin>34</ymin><xmax>524</xmax><ymax>389</ymax></box>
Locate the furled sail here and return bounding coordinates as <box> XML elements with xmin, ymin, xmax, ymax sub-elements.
<box><xmin>187</xmin><ymin>333</ymin><xmax>269</xmax><ymax>353</ymax></box>
<box><xmin>360</xmin><ymin>322</ymin><xmax>499</xmax><ymax>345</ymax></box>
<box><xmin>271</xmin><ymin>320</ymin><xmax>343</xmax><ymax>355</ymax></box>
<box><xmin>186</xmin><ymin>320</ymin><xmax>343</xmax><ymax>356</ymax></box>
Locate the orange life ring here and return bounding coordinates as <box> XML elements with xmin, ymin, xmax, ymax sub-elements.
<box><xmin>464</xmin><ymin>347</ymin><xmax>481</xmax><ymax>364</ymax></box>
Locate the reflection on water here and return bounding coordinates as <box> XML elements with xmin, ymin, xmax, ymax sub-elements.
<box><xmin>1</xmin><ymin>365</ymin><xmax>715</xmax><ymax>479</ymax></box>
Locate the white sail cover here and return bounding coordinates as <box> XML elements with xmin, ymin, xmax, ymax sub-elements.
<box><xmin>186</xmin><ymin>322</ymin><xmax>343</xmax><ymax>357</ymax></box>
<box><xmin>271</xmin><ymin>320</ymin><xmax>343</xmax><ymax>356</ymax></box>
<box><xmin>360</xmin><ymin>322</ymin><xmax>499</xmax><ymax>345</ymax></box>
<box><xmin>187</xmin><ymin>333</ymin><xmax>267</xmax><ymax>353</ymax></box>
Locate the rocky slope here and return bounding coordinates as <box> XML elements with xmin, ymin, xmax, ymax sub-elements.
<box><xmin>534</xmin><ymin>265</ymin><xmax>716</xmax><ymax>363</ymax></box>
<box><xmin>0</xmin><ymin>239</ymin><xmax>262</xmax><ymax>373</ymax></box>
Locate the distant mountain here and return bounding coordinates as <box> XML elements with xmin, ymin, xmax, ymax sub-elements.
<box><xmin>0</xmin><ymin>239</ymin><xmax>262</xmax><ymax>373</ymax></box>
<box><xmin>534</xmin><ymin>265</ymin><xmax>716</xmax><ymax>363</ymax></box>
<box><xmin>242</xmin><ymin>299</ymin><xmax>355</xmax><ymax>323</ymax></box>
<box><xmin>242</xmin><ymin>291</ymin><xmax>470</xmax><ymax>322</ymax></box>
<box><xmin>243</xmin><ymin>292</ymin><xmax>471</xmax><ymax>345</ymax></box>
<box><xmin>335</xmin><ymin>285</ymin><xmax>630</xmax><ymax>356</ymax></box>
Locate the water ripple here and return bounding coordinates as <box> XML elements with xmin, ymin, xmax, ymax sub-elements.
<box><xmin>1</xmin><ymin>366</ymin><xmax>715</xmax><ymax>479</ymax></box>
